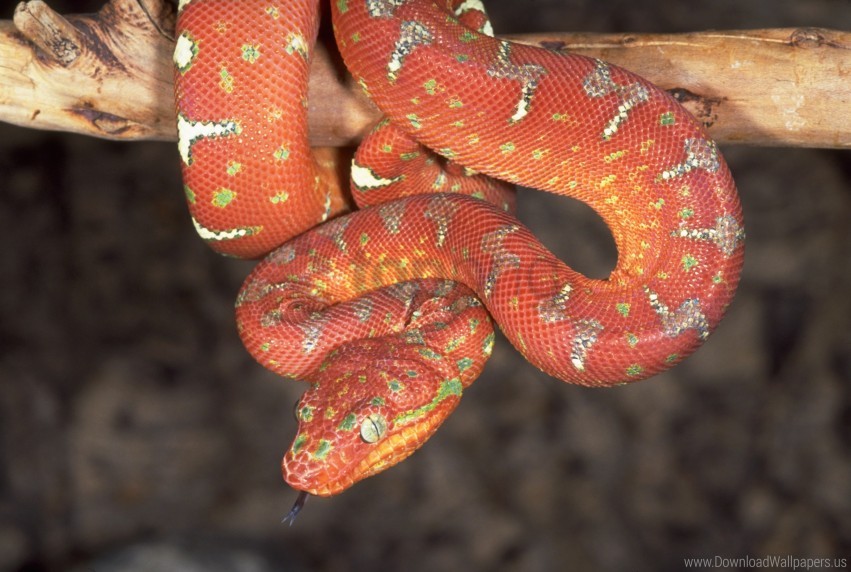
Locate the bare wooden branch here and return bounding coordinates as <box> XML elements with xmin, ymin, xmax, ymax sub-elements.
<box><xmin>13</xmin><ymin>0</ymin><xmax>84</xmax><ymax>65</ymax></box>
<box><xmin>513</xmin><ymin>28</ymin><xmax>851</xmax><ymax>149</ymax></box>
<box><xmin>1</xmin><ymin>0</ymin><xmax>177</xmax><ymax>139</ymax></box>
<box><xmin>1</xmin><ymin>0</ymin><xmax>849</xmax><ymax>148</ymax></box>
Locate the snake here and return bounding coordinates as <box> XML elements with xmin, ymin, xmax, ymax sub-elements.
<box><xmin>173</xmin><ymin>0</ymin><xmax>745</xmax><ymax>507</ymax></box>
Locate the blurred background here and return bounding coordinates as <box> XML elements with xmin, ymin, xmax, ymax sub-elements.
<box><xmin>1</xmin><ymin>0</ymin><xmax>849</xmax><ymax>570</ymax></box>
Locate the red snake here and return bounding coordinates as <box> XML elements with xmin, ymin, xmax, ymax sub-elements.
<box><xmin>173</xmin><ymin>0</ymin><xmax>745</xmax><ymax>504</ymax></box>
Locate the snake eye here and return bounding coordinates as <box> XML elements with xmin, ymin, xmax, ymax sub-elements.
<box><xmin>360</xmin><ymin>413</ymin><xmax>387</xmax><ymax>443</ymax></box>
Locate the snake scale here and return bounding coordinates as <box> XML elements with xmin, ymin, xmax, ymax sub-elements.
<box><xmin>173</xmin><ymin>0</ymin><xmax>745</xmax><ymax>503</ymax></box>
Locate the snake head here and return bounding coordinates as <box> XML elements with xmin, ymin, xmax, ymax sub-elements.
<box><xmin>281</xmin><ymin>340</ymin><xmax>466</xmax><ymax>496</ymax></box>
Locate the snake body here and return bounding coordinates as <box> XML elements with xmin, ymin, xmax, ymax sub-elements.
<box><xmin>174</xmin><ymin>0</ymin><xmax>745</xmax><ymax>497</ymax></box>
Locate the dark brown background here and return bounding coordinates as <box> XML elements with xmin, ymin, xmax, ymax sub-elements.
<box><xmin>1</xmin><ymin>0</ymin><xmax>849</xmax><ymax>571</ymax></box>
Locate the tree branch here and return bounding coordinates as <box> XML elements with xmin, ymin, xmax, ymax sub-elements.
<box><xmin>2</xmin><ymin>0</ymin><xmax>849</xmax><ymax>148</ymax></box>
